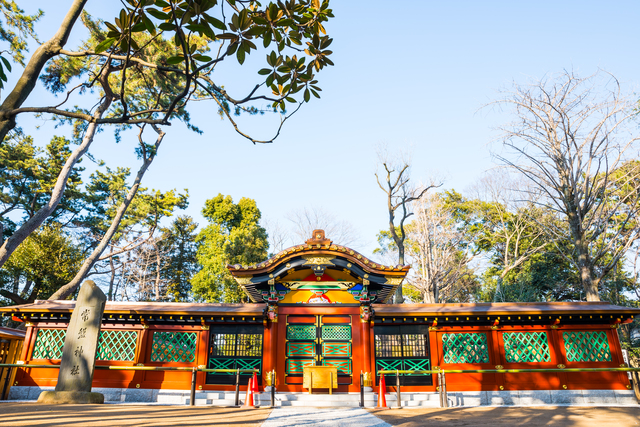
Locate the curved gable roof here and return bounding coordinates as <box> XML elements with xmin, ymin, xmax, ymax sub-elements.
<box><xmin>227</xmin><ymin>229</ymin><xmax>409</xmax><ymax>303</ymax></box>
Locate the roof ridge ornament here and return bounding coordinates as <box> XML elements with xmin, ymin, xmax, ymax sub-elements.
<box><xmin>306</xmin><ymin>229</ymin><xmax>332</xmax><ymax>246</ymax></box>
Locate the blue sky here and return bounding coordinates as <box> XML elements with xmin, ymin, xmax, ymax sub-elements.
<box><xmin>10</xmin><ymin>0</ymin><xmax>640</xmax><ymax>259</ymax></box>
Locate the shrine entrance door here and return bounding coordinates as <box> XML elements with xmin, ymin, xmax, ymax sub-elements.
<box><xmin>277</xmin><ymin>307</ymin><xmax>360</xmax><ymax>392</ymax></box>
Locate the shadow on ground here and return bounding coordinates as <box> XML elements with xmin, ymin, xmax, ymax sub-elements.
<box><xmin>0</xmin><ymin>403</ymin><xmax>272</xmax><ymax>427</ymax></box>
<box><xmin>368</xmin><ymin>406</ymin><xmax>640</xmax><ymax>427</ymax></box>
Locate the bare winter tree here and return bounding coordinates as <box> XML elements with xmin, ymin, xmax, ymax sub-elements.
<box><xmin>118</xmin><ymin>237</ymin><xmax>170</xmax><ymax>302</ymax></box>
<box><xmin>493</xmin><ymin>70</ymin><xmax>640</xmax><ymax>301</ymax></box>
<box><xmin>407</xmin><ymin>192</ymin><xmax>476</xmax><ymax>303</ymax></box>
<box><xmin>375</xmin><ymin>148</ymin><xmax>440</xmax><ymax>303</ymax></box>
<box><xmin>263</xmin><ymin>218</ymin><xmax>291</xmax><ymax>256</ymax></box>
<box><xmin>470</xmin><ymin>170</ymin><xmax>548</xmax><ymax>301</ymax></box>
<box><xmin>286</xmin><ymin>206</ymin><xmax>361</xmax><ymax>247</ymax></box>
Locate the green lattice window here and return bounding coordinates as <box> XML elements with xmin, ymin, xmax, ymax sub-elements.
<box><xmin>322</xmin><ymin>359</ymin><xmax>352</xmax><ymax>375</ymax></box>
<box><xmin>206</xmin><ymin>325</ymin><xmax>263</xmax><ymax>384</ymax></box>
<box><xmin>322</xmin><ymin>342</ymin><xmax>351</xmax><ymax>357</ymax></box>
<box><xmin>32</xmin><ymin>329</ymin><xmax>66</xmax><ymax>359</ymax></box>
<box><xmin>287</xmin><ymin>325</ymin><xmax>316</xmax><ymax>340</ymax></box>
<box><xmin>503</xmin><ymin>332</ymin><xmax>550</xmax><ymax>363</ymax></box>
<box><xmin>208</xmin><ymin>357</ymin><xmax>261</xmax><ymax>374</ymax></box>
<box><xmin>97</xmin><ymin>330</ymin><xmax>138</xmax><ymax>361</ymax></box>
<box><xmin>150</xmin><ymin>331</ymin><xmax>197</xmax><ymax>363</ymax></box>
<box><xmin>286</xmin><ymin>359</ymin><xmax>315</xmax><ymax>374</ymax></box>
<box><xmin>442</xmin><ymin>333</ymin><xmax>490</xmax><ymax>364</ymax></box>
<box><xmin>288</xmin><ymin>342</ymin><xmax>316</xmax><ymax>357</ymax></box>
<box><xmin>563</xmin><ymin>331</ymin><xmax>611</xmax><ymax>362</ymax></box>
<box><xmin>321</xmin><ymin>325</ymin><xmax>351</xmax><ymax>340</ymax></box>
<box><xmin>376</xmin><ymin>358</ymin><xmax>430</xmax><ymax>375</ymax></box>
<box><xmin>374</xmin><ymin>325</ymin><xmax>432</xmax><ymax>385</ymax></box>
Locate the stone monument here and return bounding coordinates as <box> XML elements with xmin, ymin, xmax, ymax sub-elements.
<box><xmin>38</xmin><ymin>281</ymin><xmax>106</xmax><ymax>404</ymax></box>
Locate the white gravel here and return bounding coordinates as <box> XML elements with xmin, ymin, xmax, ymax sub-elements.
<box><xmin>260</xmin><ymin>407</ymin><xmax>392</xmax><ymax>427</ymax></box>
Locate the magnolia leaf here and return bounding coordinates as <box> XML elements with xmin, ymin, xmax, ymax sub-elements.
<box><xmin>158</xmin><ymin>22</ymin><xmax>175</xmax><ymax>31</ymax></box>
<box><xmin>146</xmin><ymin>8</ymin><xmax>168</xmax><ymax>20</ymax></box>
<box><xmin>0</xmin><ymin>56</ymin><xmax>10</xmax><ymax>72</ymax></box>
<box><xmin>95</xmin><ymin>37</ymin><xmax>117</xmax><ymax>54</ymax></box>
<box><xmin>204</xmin><ymin>14</ymin><xmax>226</xmax><ymax>30</ymax></box>
<box><xmin>166</xmin><ymin>56</ymin><xmax>185</xmax><ymax>64</ymax></box>
<box><xmin>192</xmin><ymin>54</ymin><xmax>213</xmax><ymax>62</ymax></box>
<box><xmin>131</xmin><ymin>22</ymin><xmax>146</xmax><ymax>33</ymax></box>
<box><xmin>142</xmin><ymin>14</ymin><xmax>156</xmax><ymax>36</ymax></box>
<box><xmin>236</xmin><ymin>48</ymin><xmax>246</xmax><ymax>65</ymax></box>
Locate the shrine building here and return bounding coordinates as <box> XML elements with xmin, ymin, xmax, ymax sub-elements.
<box><xmin>1</xmin><ymin>230</ymin><xmax>638</xmax><ymax>400</ymax></box>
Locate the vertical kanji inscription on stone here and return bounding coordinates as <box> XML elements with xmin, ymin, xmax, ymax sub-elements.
<box><xmin>54</xmin><ymin>281</ymin><xmax>106</xmax><ymax>392</ymax></box>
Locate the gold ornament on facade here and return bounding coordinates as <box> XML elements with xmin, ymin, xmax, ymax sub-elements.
<box><xmin>385</xmin><ymin>277</ymin><xmax>403</xmax><ymax>285</ymax></box>
<box><xmin>363</xmin><ymin>372</ymin><xmax>373</xmax><ymax>387</ymax></box>
<box><xmin>266</xmin><ymin>371</ymin><xmax>274</xmax><ymax>386</ymax></box>
<box><xmin>235</xmin><ymin>276</ymin><xmax>253</xmax><ymax>285</ymax></box>
<box><xmin>302</xmin><ymin>255</ymin><xmax>335</xmax><ymax>266</ymax></box>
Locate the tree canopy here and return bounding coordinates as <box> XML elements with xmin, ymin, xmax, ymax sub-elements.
<box><xmin>191</xmin><ymin>194</ymin><xmax>268</xmax><ymax>303</ymax></box>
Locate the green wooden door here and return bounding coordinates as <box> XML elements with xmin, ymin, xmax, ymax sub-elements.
<box><xmin>285</xmin><ymin>315</ymin><xmax>352</xmax><ymax>383</ymax></box>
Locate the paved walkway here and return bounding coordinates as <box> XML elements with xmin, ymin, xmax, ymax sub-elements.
<box><xmin>262</xmin><ymin>407</ymin><xmax>391</xmax><ymax>427</ymax></box>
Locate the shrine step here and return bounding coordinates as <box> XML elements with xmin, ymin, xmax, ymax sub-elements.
<box><xmin>9</xmin><ymin>387</ymin><xmax>637</xmax><ymax>406</ymax></box>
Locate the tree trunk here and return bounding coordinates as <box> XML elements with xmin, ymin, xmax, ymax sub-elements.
<box><xmin>107</xmin><ymin>248</ymin><xmax>116</xmax><ymax>301</ymax></box>
<box><xmin>573</xmin><ymin>230</ymin><xmax>600</xmax><ymax>301</ymax></box>
<box><xmin>579</xmin><ymin>260</ymin><xmax>600</xmax><ymax>301</ymax></box>
<box><xmin>154</xmin><ymin>244</ymin><xmax>161</xmax><ymax>301</ymax></box>
<box><xmin>11</xmin><ymin>275</ymin><xmax>19</xmax><ymax>294</ymax></box>
<box><xmin>433</xmin><ymin>279</ymin><xmax>439</xmax><ymax>303</ymax></box>
<box><xmin>0</xmin><ymin>96</ymin><xmax>111</xmax><ymax>269</ymax></box>
<box><xmin>20</xmin><ymin>278</ymin><xmax>33</xmax><ymax>299</ymax></box>
<box><xmin>494</xmin><ymin>276</ymin><xmax>504</xmax><ymax>302</ymax></box>
<box><xmin>0</xmin><ymin>0</ymin><xmax>87</xmax><ymax>141</ymax></box>
<box><xmin>49</xmin><ymin>128</ymin><xmax>166</xmax><ymax>300</ymax></box>
<box><xmin>393</xmin><ymin>238</ymin><xmax>405</xmax><ymax>304</ymax></box>
<box><xmin>0</xmin><ymin>290</ymin><xmax>25</xmax><ymax>305</ymax></box>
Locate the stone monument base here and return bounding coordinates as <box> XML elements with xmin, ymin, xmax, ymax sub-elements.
<box><xmin>37</xmin><ymin>390</ymin><xmax>104</xmax><ymax>404</ymax></box>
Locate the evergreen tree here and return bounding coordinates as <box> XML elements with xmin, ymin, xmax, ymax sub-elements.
<box><xmin>192</xmin><ymin>195</ymin><xmax>268</xmax><ymax>303</ymax></box>
<box><xmin>159</xmin><ymin>216</ymin><xmax>199</xmax><ymax>302</ymax></box>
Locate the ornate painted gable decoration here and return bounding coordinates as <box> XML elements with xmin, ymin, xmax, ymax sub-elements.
<box><xmin>228</xmin><ymin>229</ymin><xmax>409</xmax><ymax>304</ymax></box>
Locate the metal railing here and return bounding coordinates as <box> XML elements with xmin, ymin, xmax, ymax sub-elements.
<box><xmin>376</xmin><ymin>367</ymin><xmax>640</xmax><ymax>408</ymax></box>
<box><xmin>0</xmin><ymin>363</ymin><xmax>260</xmax><ymax>406</ymax></box>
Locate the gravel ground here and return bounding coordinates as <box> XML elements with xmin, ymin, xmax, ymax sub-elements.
<box><xmin>368</xmin><ymin>406</ymin><xmax>640</xmax><ymax>427</ymax></box>
<box><xmin>0</xmin><ymin>403</ymin><xmax>272</xmax><ymax>426</ymax></box>
<box><xmin>262</xmin><ymin>407</ymin><xmax>391</xmax><ymax>427</ymax></box>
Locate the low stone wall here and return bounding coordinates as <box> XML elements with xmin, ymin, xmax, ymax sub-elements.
<box><xmin>400</xmin><ymin>390</ymin><xmax>639</xmax><ymax>406</ymax></box>
<box><xmin>6</xmin><ymin>386</ymin><xmax>639</xmax><ymax>406</ymax></box>
<box><xmin>8</xmin><ymin>386</ymin><xmax>191</xmax><ymax>404</ymax></box>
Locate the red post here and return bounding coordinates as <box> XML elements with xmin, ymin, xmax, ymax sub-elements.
<box><xmin>361</xmin><ymin>319</ymin><xmax>372</xmax><ymax>375</ymax></box>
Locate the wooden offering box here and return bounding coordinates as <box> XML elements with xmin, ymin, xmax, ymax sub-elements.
<box><xmin>303</xmin><ymin>366</ymin><xmax>338</xmax><ymax>394</ymax></box>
